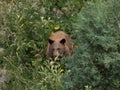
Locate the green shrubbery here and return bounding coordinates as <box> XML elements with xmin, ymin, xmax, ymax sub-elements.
<box><xmin>62</xmin><ymin>0</ymin><xmax>120</xmax><ymax>90</ymax></box>
<box><xmin>0</xmin><ymin>0</ymin><xmax>84</xmax><ymax>90</ymax></box>
<box><xmin>0</xmin><ymin>0</ymin><xmax>120</xmax><ymax>90</ymax></box>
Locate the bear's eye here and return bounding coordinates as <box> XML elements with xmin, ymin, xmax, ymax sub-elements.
<box><xmin>57</xmin><ymin>48</ymin><xmax>61</xmax><ymax>51</ymax></box>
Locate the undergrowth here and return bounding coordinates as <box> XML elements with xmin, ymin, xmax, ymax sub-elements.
<box><xmin>0</xmin><ymin>0</ymin><xmax>120</xmax><ymax>90</ymax></box>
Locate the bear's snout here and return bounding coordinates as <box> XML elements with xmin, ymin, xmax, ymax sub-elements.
<box><xmin>53</xmin><ymin>50</ymin><xmax>62</xmax><ymax>58</ymax></box>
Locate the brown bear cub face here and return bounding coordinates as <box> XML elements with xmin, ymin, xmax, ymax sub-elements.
<box><xmin>48</xmin><ymin>38</ymin><xmax>66</xmax><ymax>58</ymax></box>
<box><xmin>46</xmin><ymin>31</ymin><xmax>73</xmax><ymax>59</ymax></box>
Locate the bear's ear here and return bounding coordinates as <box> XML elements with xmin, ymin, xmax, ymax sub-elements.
<box><xmin>60</xmin><ymin>38</ymin><xmax>66</xmax><ymax>44</ymax></box>
<box><xmin>49</xmin><ymin>39</ymin><xmax>54</xmax><ymax>44</ymax></box>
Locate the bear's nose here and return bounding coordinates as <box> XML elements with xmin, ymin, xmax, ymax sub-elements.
<box><xmin>53</xmin><ymin>51</ymin><xmax>60</xmax><ymax>58</ymax></box>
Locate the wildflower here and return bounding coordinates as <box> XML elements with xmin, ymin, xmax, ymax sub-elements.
<box><xmin>54</xmin><ymin>25</ymin><xmax>60</xmax><ymax>30</ymax></box>
<box><xmin>74</xmin><ymin>45</ymin><xmax>79</xmax><ymax>48</ymax></box>
<box><xmin>59</xmin><ymin>68</ymin><xmax>64</xmax><ymax>73</ymax></box>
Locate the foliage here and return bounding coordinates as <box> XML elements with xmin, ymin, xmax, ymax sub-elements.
<box><xmin>62</xmin><ymin>0</ymin><xmax>120</xmax><ymax>90</ymax></box>
<box><xmin>4</xmin><ymin>58</ymin><xmax>63</xmax><ymax>90</ymax></box>
<box><xmin>0</xmin><ymin>0</ymin><xmax>85</xmax><ymax>89</ymax></box>
<box><xmin>1</xmin><ymin>0</ymin><xmax>120</xmax><ymax>90</ymax></box>
<box><xmin>0</xmin><ymin>0</ymin><xmax>84</xmax><ymax>64</ymax></box>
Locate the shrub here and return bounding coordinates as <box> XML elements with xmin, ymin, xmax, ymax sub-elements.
<box><xmin>62</xmin><ymin>0</ymin><xmax>120</xmax><ymax>90</ymax></box>
<box><xmin>0</xmin><ymin>0</ymin><xmax>85</xmax><ymax>89</ymax></box>
<box><xmin>4</xmin><ymin>58</ymin><xmax>63</xmax><ymax>90</ymax></box>
<box><xmin>0</xmin><ymin>0</ymin><xmax>85</xmax><ymax>65</ymax></box>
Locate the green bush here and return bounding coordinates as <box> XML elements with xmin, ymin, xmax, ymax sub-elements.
<box><xmin>62</xmin><ymin>0</ymin><xmax>120</xmax><ymax>90</ymax></box>
<box><xmin>1</xmin><ymin>0</ymin><xmax>120</xmax><ymax>90</ymax></box>
<box><xmin>0</xmin><ymin>0</ymin><xmax>84</xmax><ymax>64</ymax></box>
<box><xmin>0</xmin><ymin>0</ymin><xmax>84</xmax><ymax>89</ymax></box>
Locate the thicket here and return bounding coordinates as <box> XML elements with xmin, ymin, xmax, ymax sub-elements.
<box><xmin>0</xmin><ymin>0</ymin><xmax>84</xmax><ymax>90</ymax></box>
<box><xmin>0</xmin><ymin>0</ymin><xmax>120</xmax><ymax>90</ymax></box>
<box><xmin>62</xmin><ymin>0</ymin><xmax>120</xmax><ymax>90</ymax></box>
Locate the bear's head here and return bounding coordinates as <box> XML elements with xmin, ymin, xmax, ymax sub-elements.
<box><xmin>48</xmin><ymin>38</ymin><xmax>66</xmax><ymax>58</ymax></box>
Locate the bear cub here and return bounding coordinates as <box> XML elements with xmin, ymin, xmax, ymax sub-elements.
<box><xmin>46</xmin><ymin>31</ymin><xmax>73</xmax><ymax>59</ymax></box>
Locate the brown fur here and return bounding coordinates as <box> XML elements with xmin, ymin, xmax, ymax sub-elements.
<box><xmin>46</xmin><ymin>31</ymin><xmax>73</xmax><ymax>59</ymax></box>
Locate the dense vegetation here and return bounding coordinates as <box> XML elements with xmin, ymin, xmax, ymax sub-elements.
<box><xmin>0</xmin><ymin>0</ymin><xmax>120</xmax><ymax>90</ymax></box>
